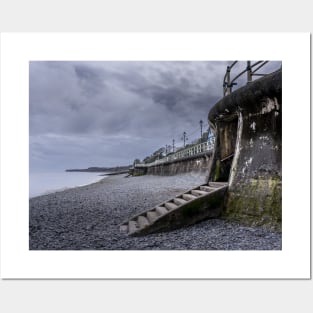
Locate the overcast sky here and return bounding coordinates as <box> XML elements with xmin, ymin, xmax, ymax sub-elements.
<box><xmin>29</xmin><ymin>61</ymin><xmax>281</xmax><ymax>172</ymax></box>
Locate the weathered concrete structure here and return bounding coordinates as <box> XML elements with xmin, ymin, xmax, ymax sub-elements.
<box><xmin>208</xmin><ymin>69</ymin><xmax>282</xmax><ymax>231</ymax></box>
<box><xmin>123</xmin><ymin>150</ymin><xmax>227</xmax><ymax>236</ymax></box>
<box><xmin>133</xmin><ymin>152</ymin><xmax>212</xmax><ymax>176</ymax></box>
<box><xmin>147</xmin><ymin>152</ymin><xmax>212</xmax><ymax>176</ymax></box>
<box><xmin>120</xmin><ymin>182</ymin><xmax>228</xmax><ymax>236</ymax></box>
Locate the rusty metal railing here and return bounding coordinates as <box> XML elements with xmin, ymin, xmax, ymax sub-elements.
<box><xmin>223</xmin><ymin>61</ymin><xmax>269</xmax><ymax>96</ymax></box>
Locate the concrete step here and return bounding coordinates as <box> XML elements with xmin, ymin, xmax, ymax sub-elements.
<box><xmin>200</xmin><ymin>186</ymin><xmax>215</xmax><ymax>192</ymax></box>
<box><xmin>208</xmin><ymin>182</ymin><xmax>228</xmax><ymax>188</ymax></box>
<box><xmin>156</xmin><ymin>206</ymin><xmax>168</xmax><ymax>216</ymax></box>
<box><xmin>128</xmin><ymin>220</ymin><xmax>139</xmax><ymax>233</ymax></box>
<box><xmin>146</xmin><ymin>211</ymin><xmax>158</xmax><ymax>223</ymax></box>
<box><xmin>137</xmin><ymin>216</ymin><xmax>150</xmax><ymax>228</ymax></box>
<box><xmin>182</xmin><ymin>194</ymin><xmax>197</xmax><ymax>201</ymax></box>
<box><xmin>173</xmin><ymin>198</ymin><xmax>187</xmax><ymax>206</ymax></box>
<box><xmin>121</xmin><ymin>181</ymin><xmax>229</xmax><ymax>236</ymax></box>
<box><xmin>191</xmin><ymin>190</ymin><xmax>208</xmax><ymax>197</ymax></box>
<box><xmin>164</xmin><ymin>202</ymin><xmax>178</xmax><ymax>211</ymax></box>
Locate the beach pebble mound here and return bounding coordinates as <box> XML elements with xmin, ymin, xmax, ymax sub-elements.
<box><xmin>29</xmin><ymin>173</ymin><xmax>281</xmax><ymax>250</ymax></box>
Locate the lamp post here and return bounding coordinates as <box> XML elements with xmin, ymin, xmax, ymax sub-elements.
<box><xmin>181</xmin><ymin>131</ymin><xmax>188</xmax><ymax>148</ymax></box>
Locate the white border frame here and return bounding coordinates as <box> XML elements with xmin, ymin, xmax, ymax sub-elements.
<box><xmin>0</xmin><ymin>33</ymin><xmax>310</xmax><ymax>279</ymax></box>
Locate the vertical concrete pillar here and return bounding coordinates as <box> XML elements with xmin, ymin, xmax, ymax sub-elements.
<box><xmin>208</xmin><ymin>69</ymin><xmax>282</xmax><ymax>231</ymax></box>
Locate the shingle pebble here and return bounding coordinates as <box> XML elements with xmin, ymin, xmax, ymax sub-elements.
<box><xmin>29</xmin><ymin>173</ymin><xmax>281</xmax><ymax>250</ymax></box>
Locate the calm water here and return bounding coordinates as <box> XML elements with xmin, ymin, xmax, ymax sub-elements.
<box><xmin>29</xmin><ymin>171</ymin><xmax>107</xmax><ymax>198</ymax></box>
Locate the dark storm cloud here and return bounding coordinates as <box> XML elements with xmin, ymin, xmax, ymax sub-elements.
<box><xmin>29</xmin><ymin>60</ymin><xmax>281</xmax><ymax>171</ymax></box>
<box><xmin>74</xmin><ymin>64</ymin><xmax>106</xmax><ymax>96</ymax></box>
<box><xmin>30</xmin><ymin>61</ymin><xmax>222</xmax><ymax>137</ymax></box>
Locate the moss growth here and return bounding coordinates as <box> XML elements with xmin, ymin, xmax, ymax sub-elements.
<box><xmin>224</xmin><ymin>177</ymin><xmax>281</xmax><ymax>232</ymax></box>
<box><xmin>213</xmin><ymin>160</ymin><xmax>221</xmax><ymax>181</ymax></box>
<box><xmin>132</xmin><ymin>170</ymin><xmax>146</xmax><ymax>176</ymax></box>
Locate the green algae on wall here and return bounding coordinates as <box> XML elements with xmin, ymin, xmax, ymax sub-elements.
<box><xmin>213</xmin><ymin>159</ymin><xmax>221</xmax><ymax>181</ymax></box>
<box><xmin>223</xmin><ymin>177</ymin><xmax>282</xmax><ymax>232</ymax></box>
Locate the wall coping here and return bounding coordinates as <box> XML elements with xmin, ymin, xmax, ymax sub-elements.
<box><xmin>208</xmin><ymin>69</ymin><xmax>282</xmax><ymax>123</ymax></box>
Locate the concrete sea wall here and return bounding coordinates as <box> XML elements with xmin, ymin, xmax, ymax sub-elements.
<box><xmin>133</xmin><ymin>151</ymin><xmax>213</xmax><ymax>176</ymax></box>
<box><xmin>208</xmin><ymin>69</ymin><xmax>282</xmax><ymax>231</ymax></box>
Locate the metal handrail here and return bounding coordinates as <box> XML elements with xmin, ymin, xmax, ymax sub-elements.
<box><xmin>223</xmin><ymin>61</ymin><xmax>238</xmax><ymax>85</ymax></box>
<box><xmin>252</xmin><ymin>61</ymin><xmax>268</xmax><ymax>74</ymax></box>
<box><xmin>223</xmin><ymin>61</ymin><xmax>269</xmax><ymax>96</ymax></box>
<box><xmin>136</xmin><ymin>138</ymin><xmax>215</xmax><ymax>168</ymax></box>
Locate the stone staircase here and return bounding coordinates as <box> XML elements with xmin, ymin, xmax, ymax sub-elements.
<box><xmin>120</xmin><ymin>181</ymin><xmax>228</xmax><ymax>236</ymax></box>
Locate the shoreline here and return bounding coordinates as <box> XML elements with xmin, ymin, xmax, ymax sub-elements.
<box><xmin>29</xmin><ymin>173</ymin><xmax>281</xmax><ymax>250</ymax></box>
<box><xmin>29</xmin><ymin>172</ymin><xmax>109</xmax><ymax>199</ymax></box>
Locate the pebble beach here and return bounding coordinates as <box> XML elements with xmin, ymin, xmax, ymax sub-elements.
<box><xmin>29</xmin><ymin>173</ymin><xmax>282</xmax><ymax>250</ymax></box>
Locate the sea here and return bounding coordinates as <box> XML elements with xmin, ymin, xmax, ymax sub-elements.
<box><xmin>29</xmin><ymin>171</ymin><xmax>108</xmax><ymax>198</ymax></box>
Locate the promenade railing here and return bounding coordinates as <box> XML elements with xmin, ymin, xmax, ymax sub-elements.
<box><xmin>135</xmin><ymin>138</ymin><xmax>215</xmax><ymax>168</ymax></box>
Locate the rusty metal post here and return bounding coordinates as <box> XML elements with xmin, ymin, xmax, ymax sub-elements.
<box><xmin>225</xmin><ymin>66</ymin><xmax>231</xmax><ymax>95</ymax></box>
<box><xmin>247</xmin><ymin>61</ymin><xmax>252</xmax><ymax>83</ymax></box>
